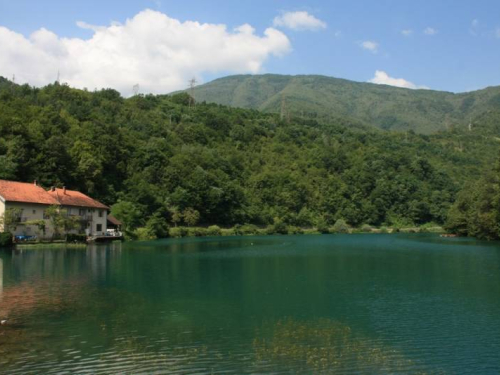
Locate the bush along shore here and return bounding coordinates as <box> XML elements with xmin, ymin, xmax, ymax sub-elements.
<box><xmin>0</xmin><ymin>233</ymin><xmax>89</xmax><ymax>248</ymax></box>
<box><xmin>0</xmin><ymin>221</ymin><xmax>444</xmax><ymax>247</ymax></box>
<box><xmin>127</xmin><ymin>219</ymin><xmax>444</xmax><ymax>241</ymax></box>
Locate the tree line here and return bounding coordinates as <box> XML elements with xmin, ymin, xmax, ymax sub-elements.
<box><xmin>0</xmin><ymin>78</ymin><xmax>499</xmax><ymax>239</ymax></box>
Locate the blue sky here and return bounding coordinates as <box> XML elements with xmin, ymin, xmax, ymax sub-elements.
<box><xmin>1</xmin><ymin>0</ymin><xmax>499</xmax><ymax>94</ymax></box>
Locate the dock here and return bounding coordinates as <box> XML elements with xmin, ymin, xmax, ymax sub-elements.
<box><xmin>87</xmin><ymin>235</ymin><xmax>124</xmax><ymax>243</ymax></box>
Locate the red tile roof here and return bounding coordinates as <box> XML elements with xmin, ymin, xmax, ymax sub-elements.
<box><xmin>0</xmin><ymin>180</ymin><xmax>108</xmax><ymax>209</ymax></box>
<box><xmin>0</xmin><ymin>180</ymin><xmax>59</xmax><ymax>205</ymax></box>
<box><xmin>47</xmin><ymin>188</ymin><xmax>109</xmax><ymax>209</ymax></box>
<box><xmin>107</xmin><ymin>215</ymin><xmax>122</xmax><ymax>226</ymax></box>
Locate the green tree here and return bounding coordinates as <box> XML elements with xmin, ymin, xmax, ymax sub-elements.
<box><xmin>183</xmin><ymin>208</ymin><xmax>200</xmax><ymax>227</ymax></box>
<box><xmin>145</xmin><ymin>213</ymin><xmax>170</xmax><ymax>239</ymax></box>
<box><xmin>0</xmin><ymin>207</ymin><xmax>22</xmax><ymax>233</ymax></box>
<box><xmin>44</xmin><ymin>205</ymin><xmax>79</xmax><ymax>239</ymax></box>
<box><xmin>111</xmin><ymin>201</ymin><xmax>143</xmax><ymax>233</ymax></box>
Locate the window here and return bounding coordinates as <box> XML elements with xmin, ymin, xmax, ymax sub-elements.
<box><xmin>79</xmin><ymin>209</ymin><xmax>85</xmax><ymax>216</ymax></box>
<box><xmin>32</xmin><ymin>210</ymin><xmax>36</xmax><ymax>215</ymax></box>
<box><xmin>96</xmin><ymin>224</ymin><xmax>102</xmax><ymax>232</ymax></box>
<box><xmin>43</xmin><ymin>210</ymin><xmax>48</xmax><ymax>219</ymax></box>
<box><xmin>98</xmin><ymin>210</ymin><xmax>103</xmax><ymax>218</ymax></box>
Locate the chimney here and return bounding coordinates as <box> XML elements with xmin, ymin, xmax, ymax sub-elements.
<box><xmin>34</xmin><ymin>180</ymin><xmax>37</xmax><ymax>186</ymax></box>
<box><xmin>51</xmin><ymin>186</ymin><xmax>55</xmax><ymax>192</ymax></box>
<box><xmin>63</xmin><ymin>186</ymin><xmax>67</xmax><ymax>194</ymax></box>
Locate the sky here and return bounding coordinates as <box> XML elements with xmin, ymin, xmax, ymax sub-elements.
<box><xmin>1</xmin><ymin>0</ymin><xmax>499</xmax><ymax>95</ymax></box>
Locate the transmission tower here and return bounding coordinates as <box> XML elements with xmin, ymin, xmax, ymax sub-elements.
<box><xmin>188</xmin><ymin>77</ymin><xmax>197</xmax><ymax>108</ymax></box>
<box><xmin>132</xmin><ymin>84</ymin><xmax>140</xmax><ymax>96</ymax></box>
<box><xmin>280</xmin><ymin>93</ymin><xmax>290</xmax><ymax>123</ymax></box>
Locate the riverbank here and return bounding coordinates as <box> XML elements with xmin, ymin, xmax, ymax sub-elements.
<box><xmin>163</xmin><ymin>223</ymin><xmax>444</xmax><ymax>239</ymax></box>
<box><xmin>0</xmin><ymin>224</ymin><xmax>445</xmax><ymax>248</ymax></box>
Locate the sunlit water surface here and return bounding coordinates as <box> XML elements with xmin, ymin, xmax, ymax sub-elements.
<box><xmin>1</xmin><ymin>234</ymin><xmax>500</xmax><ymax>374</ymax></box>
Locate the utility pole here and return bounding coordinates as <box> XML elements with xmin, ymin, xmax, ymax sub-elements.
<box><xmin>468</xmin><ymin>117</ymin><xmax>473</xmax><ymax>132</ymax></box>
<box><xmin>188</xmin><ymin>78</ymin><xmax>197</xmax><ymax>108</ymax></box>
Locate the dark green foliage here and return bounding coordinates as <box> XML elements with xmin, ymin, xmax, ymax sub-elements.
<box><xmin>315</xmin><ymin>217</ymin><xmax>330</xmax><ymax>234</ymax></box>
<box><xmin>267</xmin><ymin>219</ymin><xmax>289</xmax><ymax>235</ymax></box>
<box><xmin>0</xmin><ymin>232</ymin><xmax>13</xmax><ymax>247</ymax></box>
<box><xmin>1</xmin><ymin>77</ymin><xmax>499</xmax><ymax>235</ymax></box>
<box><xmin>445</xmin><ymin>161</ymin><xmax>500</xmax><ymax>240</ymax></box>
<box><xmin>111</xmin><ymin>201</ymin><xmax>143</xmax><ymax>233</ymax></box>
<box><xmin>145</xmin><ymin>213</ymin><xmax>170</xmax><ymax>239</ymax></box>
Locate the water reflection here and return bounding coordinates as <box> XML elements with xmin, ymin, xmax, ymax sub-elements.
<box><xmin>0</xmin><ymin>235</ymin><xmax>500</xmax><ymax>374</ymax></box>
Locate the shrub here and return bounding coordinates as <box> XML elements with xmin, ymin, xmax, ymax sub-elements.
<box><xmin>169</xmin><ymin>227</ymin><xmax>189</xmax><ymax>238</ymax></box>
<box><xmin>288</xmin><ymin>226</ymin><xmax>304</xmax><ymax>235</ymax></box>
<box><xmin>0</xmin><ymin>232</ymin><xmax>13</xmax><ymax>247</ymax></box>
<box><xmin>380</xmin><ymin>226</ymin><xmax>389</xmax><ymax>233</ymax></box>
<box><xmin>332</xmin><ymin>219</ymin><xmax>349</xmax><ymax>234</ymax></box>
<box><xmin>239</xmin><ymin>224</ymin><xmax>259</xmax><ymax>235</ymax></box>
<box><xmin>134</xmin><ymin>227</ymin><xmax>156</xmax><ymax>241</ymax></box>
<box><xmin>266</xmin><ymin>220</ymin><xmax>289</xmax><ymax>235</ymax></box>
<box><xmin>145</xmin><ymin>213</ymin><xmax>169</xmax><ymax>239</ymax></box>
<box><xmin>191</xmin><ymin>227</ymin><xmax>208</xmax><ymax>237</ymax></box>
<box><xmin>221</xmin><ymin>228</ymin><xmax>235</xmax><ymax>236</ymax></box>
<box><xmin>360</xmin><ymin>224</ymin><xmax>372</xmax><ymax>233</ymax></box>
<box><xmin>207</xmin><ymin>225</ymin><xmax>222</xmax><ymax>236</ymax></box>
<box><xmin>316</xmin><ymin>218</ymin><xmax>330</xmax><ymax>234</ymax></box>
<box><xmin>233</xmin><ymin>224</ymin><xmax>243</xmax><ymax>236</ymax></box>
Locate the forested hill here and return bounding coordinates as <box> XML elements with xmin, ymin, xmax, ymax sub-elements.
<box><xmin>185</xmin><ymin>74</ymin><xmax>500</xmax><ymax>134</ymax></box>
<box><xmin>0</xmin><ymin>79</ymin><xmax>499</xmax><ymax>236</ymax></box>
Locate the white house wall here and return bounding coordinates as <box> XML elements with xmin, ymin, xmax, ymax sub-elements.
<box><xmin>1</xmin><ymin>202</ymin><xmax>107</xmax><ymax>238</ymax></box>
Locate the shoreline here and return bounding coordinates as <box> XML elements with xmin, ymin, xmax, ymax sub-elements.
<box><xmin>0</xmin><ymin>225</ymin><xmax>446</xmax><ymax>249</ymax></box>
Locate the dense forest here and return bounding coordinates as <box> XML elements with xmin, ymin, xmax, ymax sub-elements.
<box><xmin>0</xmin><ymin>77</ymin><xmax>499</xmax><ymax>239</ymax></box>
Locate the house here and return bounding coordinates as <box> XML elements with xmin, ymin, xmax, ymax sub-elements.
<box><xmin>0</xmin><ymin>180</ymin><xmax>109</xmax><ymax>238</ymax></box>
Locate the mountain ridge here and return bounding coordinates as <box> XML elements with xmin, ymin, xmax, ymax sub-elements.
<box><xmin>184</xmin><ymin>74</ymin><xmax>500</xmax><ymax>134</ymax></box>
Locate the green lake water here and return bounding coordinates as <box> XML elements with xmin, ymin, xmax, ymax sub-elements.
<box><xmin>1</xmin><ymin>234</ymin><xmax>500</xmax><ymax>374</ymax></box>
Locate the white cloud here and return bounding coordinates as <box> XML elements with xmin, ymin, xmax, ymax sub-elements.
<box><xmin>369</xmin><ymin>70</ymin><xmax>428</xmax><ymax>89</ymax></box>
<box><xmin>401</xmin><ymin>29</ymin><xmax>413</xmax><ymax>36</ymax></box>
<box><xmin>273</xmin><ymin>11</ymin><xmax>327</xmax><ymax>31</ymax></box>
<box><xmin>0</xmin><ymin>9</ymin><xmax>291</xmax><ymax>95</ymax></box>
<box><xmin>424</xmin><ymin>27</ymin><xmax>437</xmax><ymax>35</ymax></box>
<box><xmin>469</xmin><ymin>19</ymin><xmax>481</xmax><ymax>36</ymax></box>
<box><xmin>359</xmin><ymin>40</ymin><xmax>379</xmax><ymax>53</ymax></box>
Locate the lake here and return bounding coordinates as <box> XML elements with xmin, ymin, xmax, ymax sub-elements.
<box><xmin>1</xmin><ymin>234</ymin><xmax>500</xmax><ymax>374</ymax></box>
